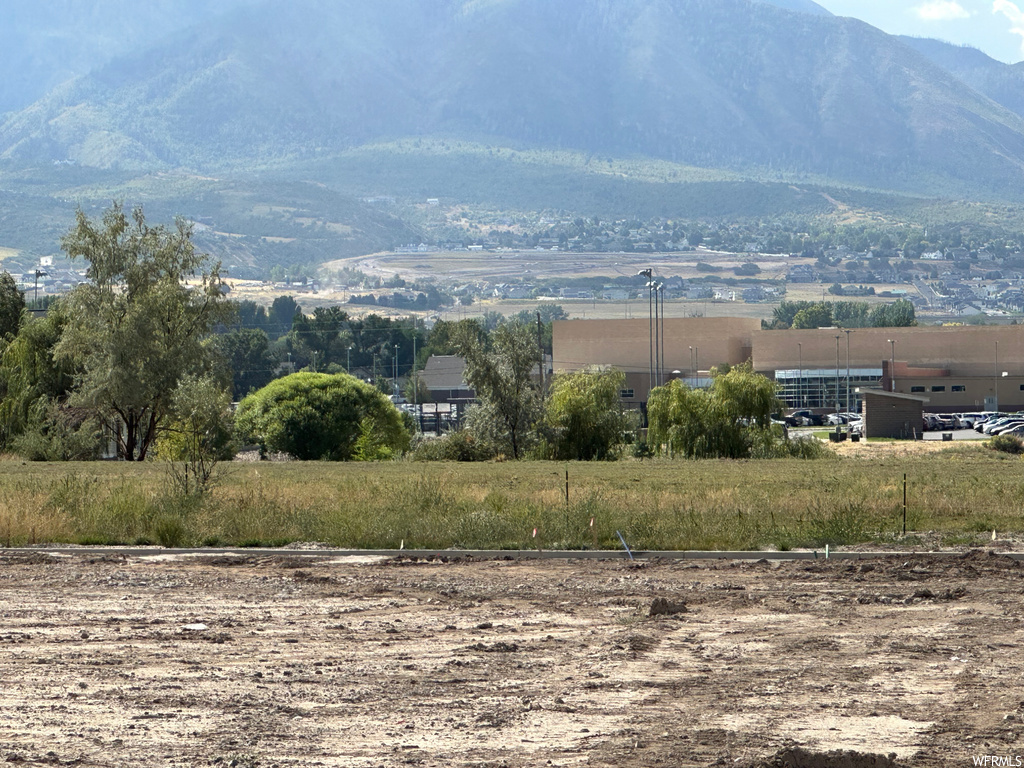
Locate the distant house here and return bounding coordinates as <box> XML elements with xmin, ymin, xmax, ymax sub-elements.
<box><xmin>788</xmin><ymin>265</ymin><xmax>816</xmax><ymax>283</ymax></box>
<box><xmin>418</xmin><ymin>356</ymin><xmax>475</xmax><ymax>404</ymax></box>
<box><xmin>742</xmin><ymin>287</ymin><xmax>767</xmax><ymax>302</ymax></box>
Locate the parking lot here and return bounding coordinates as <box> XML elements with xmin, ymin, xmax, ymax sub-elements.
<box><xmin>921</xmin><ymin>428</ymin><xmax>986</xmax><ymax>441</ymax></box>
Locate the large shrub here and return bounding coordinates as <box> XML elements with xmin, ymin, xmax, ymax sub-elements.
<box><xmin>543</xmin><ymin>367</ymin><xmax>632</xmax><ymax>460</ymax></box>
<box><xmin>647</xmin><ymin>363</ymin><xmax>787</xmax><ymax>459</ymax></box>
<box><xmin>987</xmin><ymin>434</ymin><xmax>1024</xmax><ymax>455</ymax></box>
<box><xmin>235</xmin><ymin>372</ymin><xmax>411</xmax><ymax>460</ymax></box>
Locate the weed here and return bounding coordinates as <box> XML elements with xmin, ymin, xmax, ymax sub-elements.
<box><xmin>154</xmin><ymin>515</ymin><xmax>188</xmax><ymax>548</ymax></box>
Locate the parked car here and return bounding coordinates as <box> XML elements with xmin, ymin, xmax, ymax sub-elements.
<box><xmin>991</xmin><ymin>420</ymin><xmax>1024</xmax><ymax>436</ymax></box>
<box><xmin>975</xmin><ymin>413</ymin><xmax>1006</xmax><ymax>432</ymax></box>
<box><xmin>923</xmin><ymin>414</ymin><xmax>954</xmax><ymax>431</ymax></box>
<box><xmin>983</xmin><ymin>416</ymin><xmax>1024</xmax><ymax>435</ymax></box>
<box><xmin>955</xmin><ymin>413</ymin><xmax>988</xmax><ymax>429</ymax></box>
<box><xmin>785</xmin><ymin>410</ymin><xmax>823</xmax><ymax>427</ymax></box>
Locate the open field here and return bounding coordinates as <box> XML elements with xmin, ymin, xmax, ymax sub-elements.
<box><xmin>1</xmin><ymin>548</ymin><xmax>1022</xmax><ymax>766</ymax></box>
<box><xmin>319</xmin><ymin>248</ymin><xmax>976</xmax><ymax>324</ymax></box>
<box><xmin>1</xmin><ymin>443</ymin><xmax>1023</xmax><ymax>552</ymax></box>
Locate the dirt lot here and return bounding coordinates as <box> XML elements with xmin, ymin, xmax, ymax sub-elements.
<box><xmin>2</xmin><ymin>550</ymin><xmax>1023</xmax><ymax>768</ymax></box>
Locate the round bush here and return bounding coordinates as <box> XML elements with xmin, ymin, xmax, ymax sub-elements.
<box><xmin>235</xmin><ymin>372</ymin><xmax>410</xmax><ymax>460</ymax></box>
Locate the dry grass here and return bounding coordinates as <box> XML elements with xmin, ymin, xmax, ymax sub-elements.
<box><xmin>0</xmin><ymin>443</ymin><xmax>1019</xmax><ymax>551</ymax></box>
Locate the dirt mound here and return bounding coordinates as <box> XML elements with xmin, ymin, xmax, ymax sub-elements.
<box><xmin>741</xmin><ymin>747</ymin><xmax>901</xmax><ymax>768</ymax></box>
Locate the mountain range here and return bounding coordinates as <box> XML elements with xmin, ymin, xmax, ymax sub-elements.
<box><xmin>2</xmin><ymin>0</ymin><xmax>1024</xmax><ymax>268</ymax></box>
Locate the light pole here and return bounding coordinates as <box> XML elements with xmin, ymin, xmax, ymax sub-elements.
<box><xmin>994</xmin><ymin>340</ymin><xmax>999</xmax><ymax>411</ymax></box>
<box><xmin>33</xmin><ymin>269</ymin><xmax>46</xmax><ymax>305</ymax></box>
<box><xmin>347</xmin><ymin>345</ymin><xmax>353</xmax><ymax>373</ymax></box>
<box><xmin>835</xmin><ymin>334</ymin><xmax>841</xmax><ymax>420</ymax></box>
<box><xmin>652</xmin><ymin>280</ymin><xmax>660</xmax><ymax>387</ymax></box>
<box><xmin>844</xmin><ymin>329</ymin><xmax>852</xmax><ymax>415</ymax></box>
<box><xmin>887</xmin><ymin>339</ymin><xmax>896</xmax><ymax>392</ymax></box>
<box><xmin>797</xmin><ymin>342</ymin><xmax>803</xmax><ymax>409</ymax></box>
<box><xmin>638</xmin><ymin>269</ymin><xmax>653</xmax><ymax>397</ymax></box>
<box><xmin>689</xmin><ymin>345</ymin><xmax>694</xmax><ymax>388</ymax></box>
<box><xmin>694</xmin><ymin>346</ymin><xmax>699</xmax><ymax>388</ymax></box>
<box><xmin>658</xmin><ymin>283</ymin><xmax>666</xmax><ymax>388</ymax></box>
<box><xmin>393</xmin><ymin>344</ymin><xmax>399</xmax><ymax>396</ymax></box>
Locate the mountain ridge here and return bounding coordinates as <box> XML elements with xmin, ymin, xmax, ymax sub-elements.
<box><xmin>2</xmin><ymin>0</ymin><xmax>1024</xmax><ymax>259</ymax></box>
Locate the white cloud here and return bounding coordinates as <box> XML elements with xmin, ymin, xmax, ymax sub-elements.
<box><xmin>994</xmin><ymin>0</ymin><xmax>1024</xmax><ymax>55</ymax></box>
<box><xmin>914</xmin><ymin>0</ymin><xmax>971</xmax><ymax>20</ymax></box>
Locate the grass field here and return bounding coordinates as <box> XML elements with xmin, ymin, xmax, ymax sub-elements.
<box><xmin>0</xmin><ymin>445</ymin><xmax>1020</xmax><ymax>551</ymax></box>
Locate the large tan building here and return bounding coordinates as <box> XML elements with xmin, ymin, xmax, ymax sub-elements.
<box><xmin>552</xmin><ymin>318</ymin><xmax>1024</xmax><ymax>412</ymax></box>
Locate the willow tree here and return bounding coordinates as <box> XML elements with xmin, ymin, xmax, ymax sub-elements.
<box><xmin>55</xmin><ymin>204</ymin><xmax>230</xmax><ymax>461</ymax></box>
<box><xmin>544</xmin><ymin>366</ymin><xmax>630</xmax><ymax>460</ymax></box>
<box><xmin>647</xmin><ymin>363</ymin><xmax>783</xmax><ymax>459</ymax></box>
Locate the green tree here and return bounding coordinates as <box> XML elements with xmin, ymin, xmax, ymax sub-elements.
<box><xmin>235</xmin><ymin>372</ymin><xmax>410</xmax><ymax>461</ymax></box>
<box><xmin>832</xmin><ymin>301</ymin><xmax>871</xmax><ymax>328</ymax></box>
<box><xmin>213</xmin><ymin>328</ymin><xmax>277</xmax><ymax>400</ymax></box>
<box><xmin>544</xmin><ymin>367</ymin><xmax>630</xmax><ymax>460</ymax></box>
<box><xmin>457</xmin><ymin>322</ymin><xmax>542</xmax><ymax>460</ymax></box>
<box><xmin>270</xmin><ymin>295</ymin><xmax>301</xmax><ymax>338</ymax></box>
<box><xmin>289</xmin><ymin>306</ymin><xmax>351</xmax><ymax>369</ymax></box>
<box><xmin>0</xmin><ymin>299</ymin><xmax>77</xmax><ymax>447</ymax></box>
<box><xmin>869</xmin><ymin>298</ymin><xmax>917</xmax><ymax>328</ymax></box>
<box><xmin>768</xmin><ymin>301</ymin><xmax>816</xmax><ymax>330</ymax></box>
<box><xmin>647</xmin><ymin>363</ymin><xmax>783</xmax><ymax>459</ymax></box>
<box><xmin>792</xmin><ymin>302</ymin><xmax>834</xmax><ymax>329</ymax></box>
<box><xmin>0</xmin><ymin>271</ymin><xmax>25</xmax><ymax>341</ymax></box>
<box><xmin>55</xmin><ymin>203</ymin><xmax>230</xmax><ymax>461</ymax></box>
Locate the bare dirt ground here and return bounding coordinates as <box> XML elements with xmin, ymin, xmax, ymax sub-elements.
<box><xmin>2</xmin><ymin>550</ymin><xmax>1023</xmax><ymax>768</ymax></box>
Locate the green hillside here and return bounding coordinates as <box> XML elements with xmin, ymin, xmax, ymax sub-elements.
<box><xmin>3</xmin><ymin>0</ymin><xmax>1024</xmax><ymax>199</ymax></box>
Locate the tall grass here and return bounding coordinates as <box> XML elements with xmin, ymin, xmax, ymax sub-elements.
<box><xmin>0</xmin><ymin>449</ymin><xmax>1021</xmax><ymax>550</ymax></box>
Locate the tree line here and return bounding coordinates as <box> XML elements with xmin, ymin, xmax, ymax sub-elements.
<box><xmin>0</xmin><ymin>205</ymin><xmax>832</xmax><ymax>472</ymax></box>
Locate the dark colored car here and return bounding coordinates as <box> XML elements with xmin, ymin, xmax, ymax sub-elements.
<box><xmin>786</xmin><ymin>409</ymin><xmax>823</xmax><ymax>427</ymax></box>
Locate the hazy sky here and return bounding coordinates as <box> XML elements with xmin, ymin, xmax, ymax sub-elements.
<box><xmin>814</xmin><ymin>0</ymin><xmax>1024</xmax><ymax>63</ymax></box>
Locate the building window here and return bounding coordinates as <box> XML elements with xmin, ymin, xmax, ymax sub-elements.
<box><xmin>620</xmin><ymin>389</ymin><xmax>634</xmax><ymax>399</ymax></box>
<box><xmin>952</xmin><ymin>385</ymin><xmax>966</xmax><ymax>392</ymax></box>
<box><xmin>931</xmin><ymin>386</ymin><xmax>946</xmax><ymax>392</ymax></box>
<box><xmin>911</xmin><ymin>386</ymin><xmax>925</xmax><ymax>393</ymax></box>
